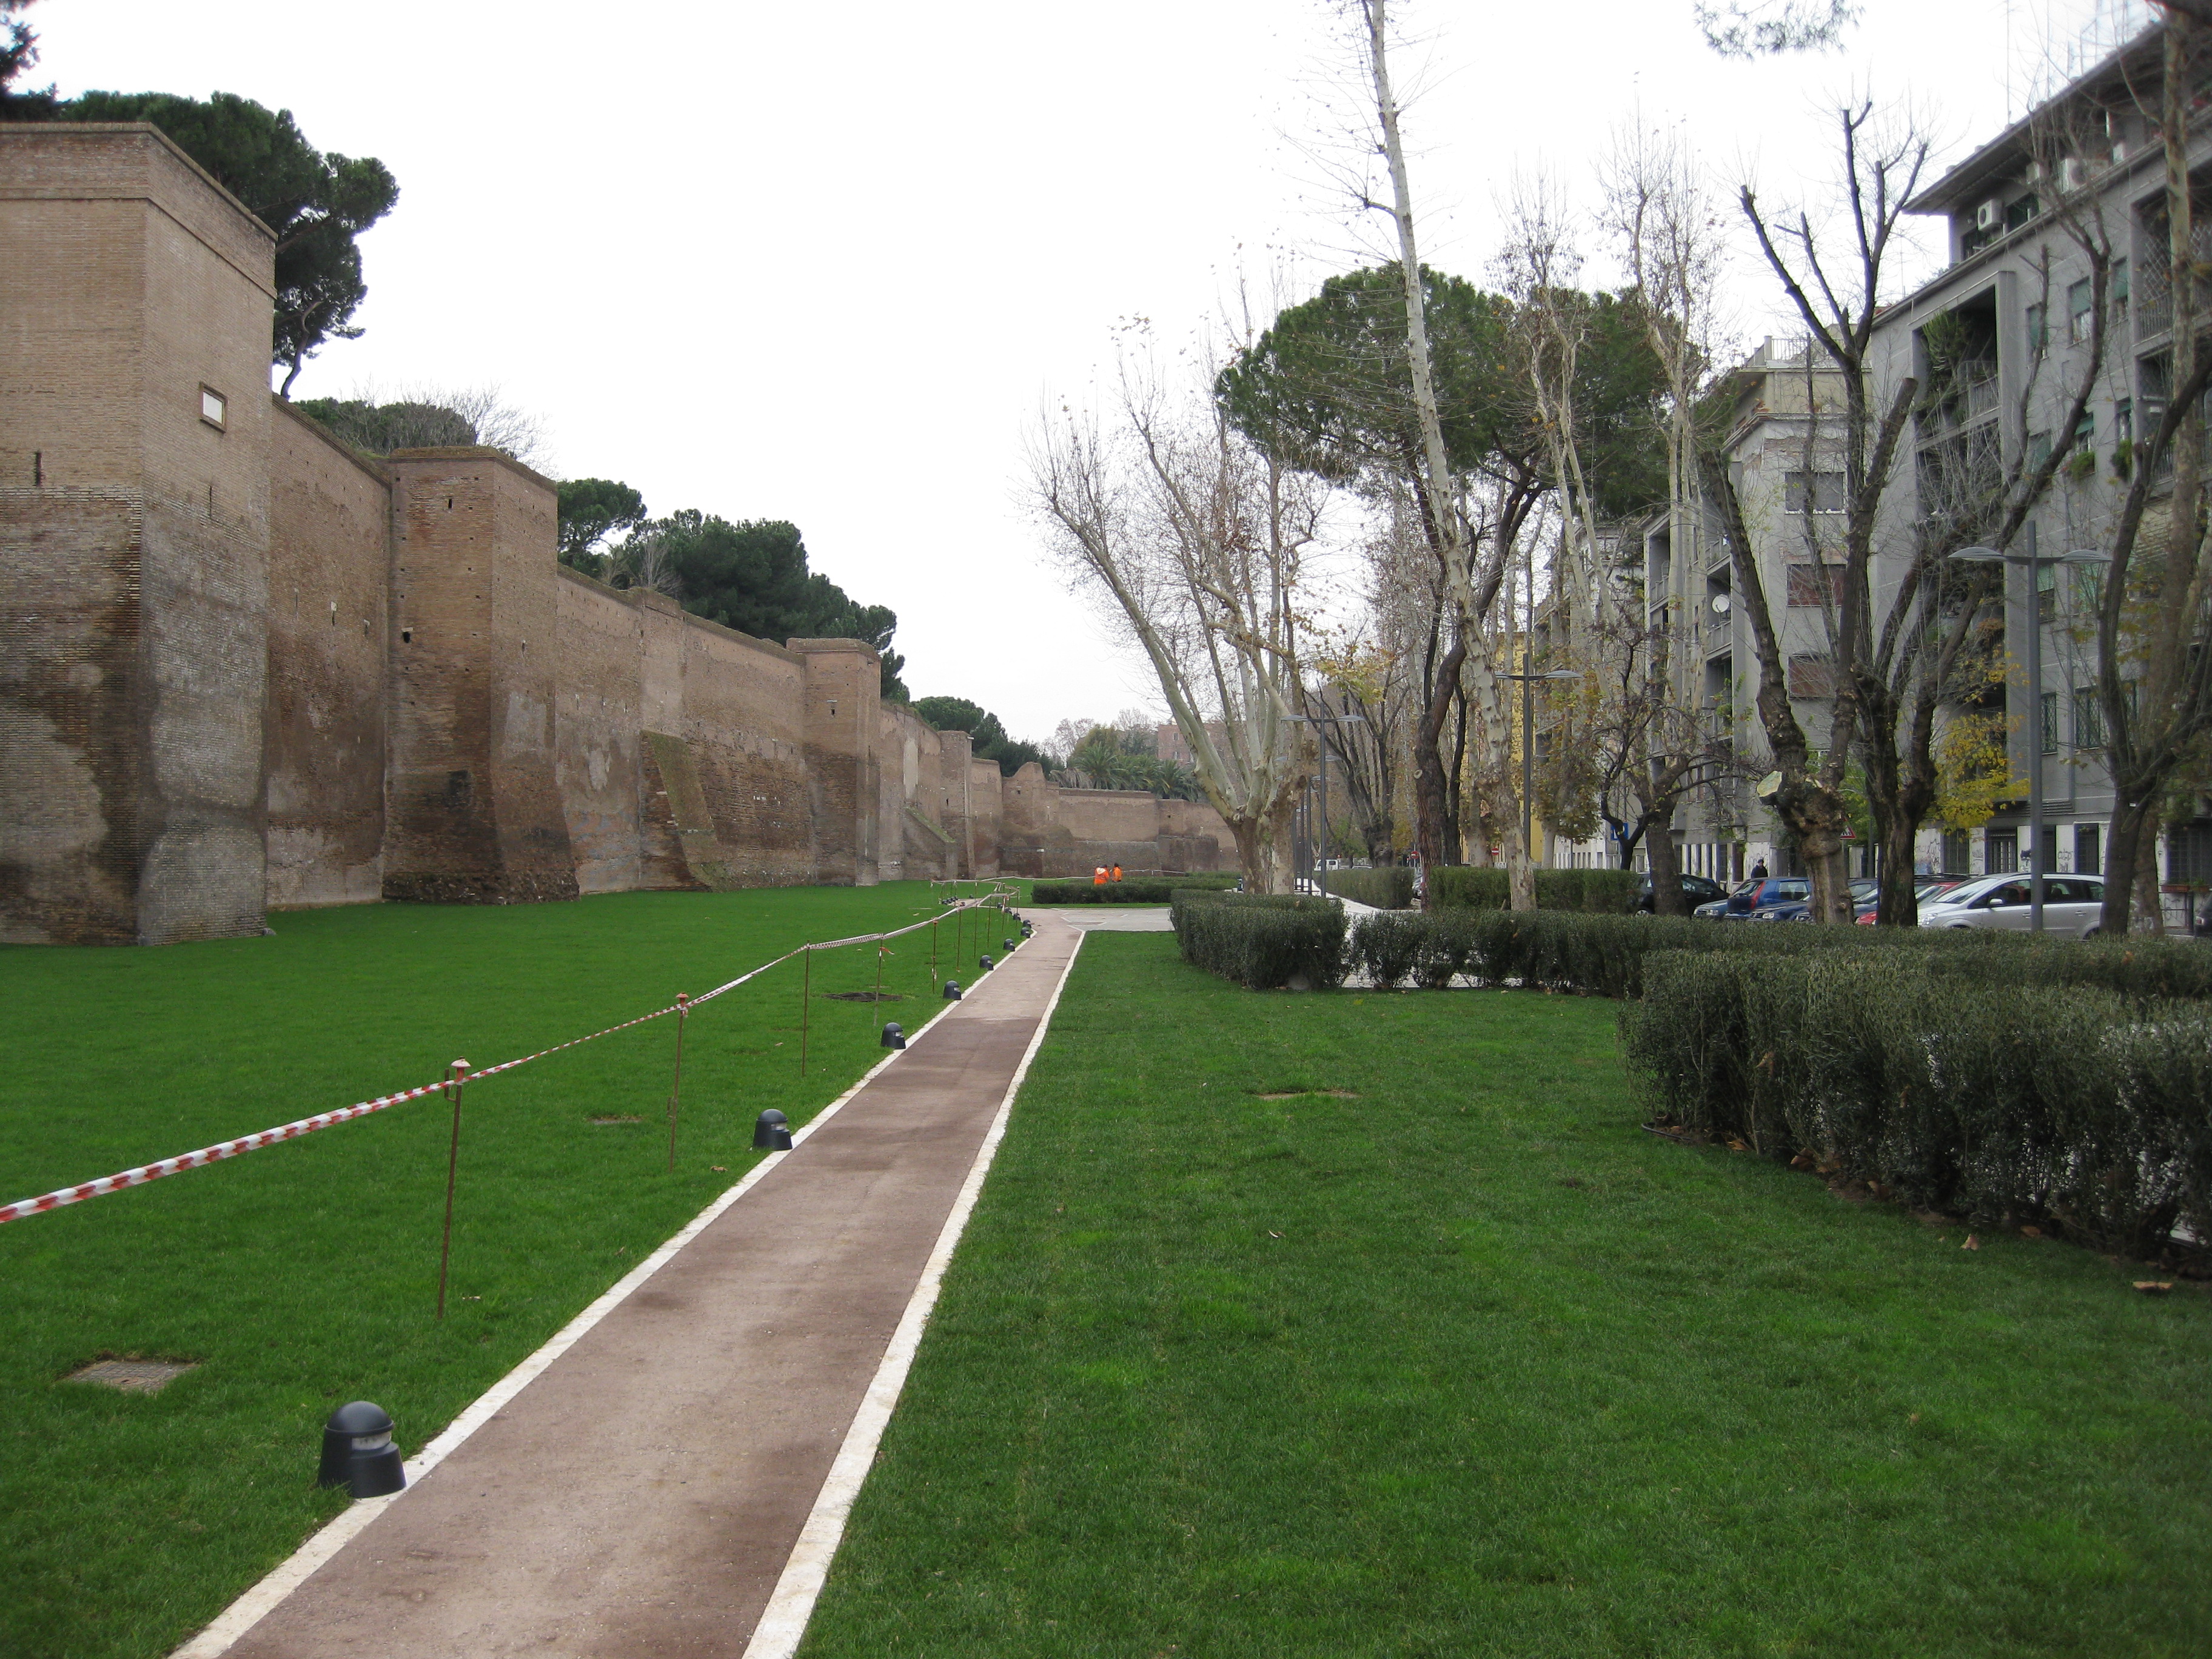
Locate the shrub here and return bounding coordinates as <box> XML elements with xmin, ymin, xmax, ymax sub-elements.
<box><xmin>1322</xmin><ymin>866</ymin><xmax>1415</xmax><ymax>909</ymax></box>
<box><xmin>1030</xmin><ymin>875</ymin><xmax>1239</xmax><ymax>905</ymax></box>
<box><xmin>1429</xmin><ymin>866</ymin><xmax>1509</xmax><ymax>910</ymax></box>
<box><xmin>1172</xmin><ymin>891</ymin><xmax>1347</xmax><ymax>990</ymax></box>
<box><xmin>1621</xmin><ymin>949</ymin><xmax>2212</xmax><ymax>1254</ymax></box>
<box><xmin>1425</xmin><ymin>866</ymin><xmax>1638</xmax><ymax>913</ymax></box>
<box><xmin>1350</xmin><ymin>912</ymin><xmax>1428</xmax><ymax>987</ymax></box>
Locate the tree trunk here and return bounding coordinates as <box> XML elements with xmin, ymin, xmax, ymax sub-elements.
<box><xmin>1229</xmin><ymin>803</ymin><xmax>1298</xmax><ymax>896</ymax></box>
<box><xmin>1644</xmin><ymin>808</ymin><xmax>1687</xmax><ymax>914</ymax></box>
<box><xmin>2102</xmin><ymin>791</ymin><xmax>2158</xmax><ymax>935</ymax></box>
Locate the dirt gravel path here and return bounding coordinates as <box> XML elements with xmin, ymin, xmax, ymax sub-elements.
<box><xmin>205</xmin><ymin>917</ymin><xmax>1083</xmax><ymax>1659</ymax></box>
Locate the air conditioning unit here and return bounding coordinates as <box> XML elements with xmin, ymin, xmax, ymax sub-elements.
<box><xmin>2111</xmin><ymin>140</ymin><xmax>2130</xmax><ymax>165</ymax></box>
<box><xmin>2060</xmin><ymin>157</ymin><xmax>2088</xmax><ymax>192</ymax></box>
<box><xmin>1974</xmin><ymin>199</ymin><xmax>2002</xmax><ymax>231</ymax></box>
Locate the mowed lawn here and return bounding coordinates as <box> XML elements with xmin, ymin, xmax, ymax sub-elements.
<box><xmin>801</xmin><ymin>931</ymin><xmax>2212</xmax><ymax>1658</ymax></box>
<box><xmin>0</xmin><ymin>883</ymin><xmax>1014</xmax><ymax>1659</ymax></box>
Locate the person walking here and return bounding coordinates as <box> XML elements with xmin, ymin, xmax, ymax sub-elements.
<box><xmin>1093</xmin><ymin>865</ymin><xmax>1107</xmax><ymax>886</ymax></box>
<box><xmin>1749</xmin><ymin>857</ymin><xmax>1769</xmax><ymax>880</ymax></box>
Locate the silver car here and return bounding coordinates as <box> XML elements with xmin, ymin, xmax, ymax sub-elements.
<box><xmin>1917</xmin><ymin>874</ymin><xmax>2107</xmax><ymax>939</ymax></box>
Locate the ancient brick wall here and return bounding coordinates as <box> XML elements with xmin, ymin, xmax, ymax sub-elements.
<box><xmin>876</xmin><ymin>703</ymin><xmax>957</xmax><ymax>882</ymax></box>
<box><xmin>551</xmin><ymin>567</ymin><xmax>645</xmax><ymax>893</ymax></box>
<box><xmin>264</xmin><ymin>401</ymin><xmax>389</xmax><ymax>907</ymax></box>
<box><xmin>680</xmin><ymin>617</ymin><xmax>812</xmax><ymax>885</ymax></box>
<box><xmin>792</xmin><ymin>641</ymin><xmax>879</xmax><ymax>885</ymax></box>
<box><xmin>3</xmin><ymin>128</ymin><xmax>1230</xmax><ymax>937</ymax></box>
<box><xmin>1</xmin><ymin>125</ymin><xmax>274</xmax><ymax>945</ymax></box>
<box><xmin>382</xmin><ymin>449</ymin><xmax>576</xmax><ymax>903</ymax></box>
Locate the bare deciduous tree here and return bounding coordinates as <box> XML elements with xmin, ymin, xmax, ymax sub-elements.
<box><xmin>1028</xmin><ymin>357</ymin><xmax>1321</xmax><ymax>892</ymax></box>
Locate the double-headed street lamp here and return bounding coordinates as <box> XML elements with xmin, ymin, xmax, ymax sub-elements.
<box><xmin>1501</xmin><ymin>667</ymin><xmax>1586</xmax><ymax>857</ymax></box>
<box><xmin>1950</xmin><ymin>521</ymin><xmax>2110</xmax><ymax>933</ymax></box>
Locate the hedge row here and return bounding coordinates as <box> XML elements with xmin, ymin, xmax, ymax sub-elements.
<box><xmin>1170</xmin><ymin>890</ymin><xmax>1347</xmax><ymax>990</ymax></box>
<box><xmin>1343</xmin><ymin>908</ymin><xmax>2212</xmax><ymax>1002</ymax></box>
<box><xmin>1428</xmin><ymin>866</ymin><xmax>1640</xmax><ymax>913</ymax></box>
<box><xmin>1621</xmin><ymin>950</ymin><xmax>2212</xmax><ymax>1254</ymax></box>
<box><xmin>1030</xmin><ymin>873</ymin><xmax>1241</xmax><ymax>904</ymax></box>
<box><xmin>1319</xmin><ymin>866</ymin><xmax>1416</xmax><ymax>910</ymax></box>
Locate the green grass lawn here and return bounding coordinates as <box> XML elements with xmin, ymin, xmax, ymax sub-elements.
<box><xmin>0</xmin><ymin>882</ymin><xmax>1019</xmax><ymax>1659</ymax></box>
<box><xmin>801</xmin><ymin>931</ymin><xmax>2212</xmax><ymax>1658</ymax></box>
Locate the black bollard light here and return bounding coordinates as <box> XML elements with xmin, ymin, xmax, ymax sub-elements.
<box><xmin>318</xmin><ymin>1401</ymin><xmax>406</xmax><ymax>1499</ymax></box>
<box><xmin>943</xmin><ymin>980</ymin><xmax>962</xmax><ymax>1000</ymax></box>
<box><xmin>1003</xmin><ymin>937</ymin><xmax>1016</xmax><ymax>953</ymax></box>
<box><xmin>880</xmin><ymin>1022</ymin><xmax>906</xmax><ymax>1050</ymax></box>
<box><xmin>979</xmin><ymin>954</ymin><xmax>994</xmax><ymax>973</ymax></box>
<box><xmin>753</xmin><ymin>1108</ymin><xmax>793</xmax><ymax>1150</ymax></box>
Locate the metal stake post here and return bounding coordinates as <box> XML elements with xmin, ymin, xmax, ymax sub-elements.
<box><xmin>436</xmin><ymin>1059</ymin><xmax>471</xmax><ymax>1320</ymax></box>
<box><xmin>799</xmin><ymin>948</ymin><xmax>811</xmax><ymax>1076</ymax></box>
<box><xmin>665</xmin><ymin>992</ymin><xmax>689</xmax><ymax>1175</ymax></box>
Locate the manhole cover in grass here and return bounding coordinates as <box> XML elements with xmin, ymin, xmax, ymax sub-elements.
<box><xmin>1252</xmin><ymin>1088</ymin><xmax>1360</xmax><ymax>1101</ymax></box>
<box><xmin>589</xmin><ymin>1114</ymin><xmax>645</xmax><ymax>1125</ymax></box>
<box><xmin>66</xmin><ymin>1358</ymin><xmax>199</xmax><ymax>1395</ymax></box>
<box><xmin>822</xmin><ymin>990</ymin><xmax>907</xmax><ymax>1002</ymax></box>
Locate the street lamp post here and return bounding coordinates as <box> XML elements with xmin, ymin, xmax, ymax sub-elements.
<box><xmin>1289</xmin><ymin>711</ymin><xmax>1349</xmax><ymax>891</ymax></box>
<box><xmin>1501</xmin><ymin>668</ymin><xmax>1586</xmax><ymax>864</ymax></box>
<box><xmin>1951</xmin><ymin>525</ymin><xmax>2110</xmax><ymax>933</ymax></box>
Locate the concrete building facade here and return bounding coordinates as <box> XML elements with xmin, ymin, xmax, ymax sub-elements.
<box><xmin>1</xmin><ymin>126</ymin><xmax>1224</xmax><ymax>945</ymax></box>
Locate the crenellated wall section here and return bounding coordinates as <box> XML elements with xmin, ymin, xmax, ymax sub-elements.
<box><xmin>0</xmin><ymin>124</ymin><xmax>1222</xmax><ymax>943</ymax></box>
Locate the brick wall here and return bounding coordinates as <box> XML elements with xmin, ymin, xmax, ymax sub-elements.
<box><xmin>2</xmin><ymin>129</ymin><xmax>1226</xmax><ymax>937</ymax></box>
<box><xmin>1</xmin><ymin>125</ymin><xmax>274</xmax><ymax>945</ymax></box>
<box><xmin>265</xmin><ymin>401</ymin><xmax>389</xmax><ymax>906</ymax></box>
<box><xmin>382</xmin><ymin>448</ymin><xmax>577</xmax><ymax>903</ymax></box>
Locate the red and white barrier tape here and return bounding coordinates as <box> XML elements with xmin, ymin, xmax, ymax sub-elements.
<box><xmin>0</xmin><ymin>899</ymin><xmax>1017</xmax><ymax>1226</ymax></box>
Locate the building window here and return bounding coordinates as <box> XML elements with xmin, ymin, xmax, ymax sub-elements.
<box><xmin>1986</xmin><ymin>827</ymin><xmax>2019</xmax><ymax>873</ymax></box>
<box><xmin>2025</xmin><ymin>304</ymin><xmax>2048</xmax><ymax>353</ymax></box>
<box><xmin>2113</xmin><ymin>258</ymin><xmax>2130</xmax><ymax>314</ymax></box>
<box><xmin>1784</xmin><ymin>471</ymin><xmax>1845</xmax><ymax>514</ymax></box>
<box><xmin>1785</xmin><ymin>564</ymin><xmax>1844</xmax><ymax>607</ymax></box>
<box><xmin>2027</xmin><ymin>430</ymin><xmax>2052</xmax><ymax>471</ymax></box>
<box><xmin>2005</xmin><ymin>193</ymin><xmax>2039</xmax><ymax>232</ymax></box>
<box><xmin>199</xmin><ymin>386</ymin><xmax>227</xmax><ymax>431</ymax></box>
<box><xmin>2074</xmin><ymin>686</ymin><xmax>2105</xmax><ymax>748</ymax></box>
<box><xmin>2042</xmin><ymin>691</ymin><xmax>2059</xmax><ymax>754</ymax></box>
<box><xmin>2069</xmin><ymin>278</ymin><xmax>2095</xmax><ymax>344</ymax></box>
<box><xmin>2173</xmin><ymin>820</ymin><xmax>2212</xmax><ymax>886</ymax></box>
<box><xmin>1942</xmin><ymin>830</ymin><xmax>1971</xmax><ymax>873</ymax></box>
<box><xmin>2076</xmin><ymin>822</ymin><xmax>2101</xmax><ymax>875</ymax></box>
<box><xmin>2073</xmin><ymin>409</ymin><xmax>2096</xmax><ymax>454</ymax></box>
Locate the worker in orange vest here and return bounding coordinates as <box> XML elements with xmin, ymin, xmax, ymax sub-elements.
<box><xmin>1111</xmin><ymin>863</ymin><xmax>1122</xmax><ymax>882</ymax></box>
<box><xmin>1093</xmin><ymin>865</ymin><xmax>1107</xmax><ymax>886</ymax></box>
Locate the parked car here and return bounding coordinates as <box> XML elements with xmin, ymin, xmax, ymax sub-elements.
<box><xmin>1758</xmin><ymin>876</ymin><xmax>1880</xmax><ymax>921</ymax></box>
<box><xmin>1854</xmin><ymin>873</ymin><xmax>1976</xmax><ymax>925</ymax></box>
<box><xmin>1635</xmin><ymin>873</ymin><xmax>1731</xmax><ymax>914</ymax></box>
<box><xmin>1713</xmin><ymin>875</ymin><xmax>1811</xmax><ymax>919</ymax></box>
<box><xmin>1917</xmin><ymin>873</ymin><xmax>2107</xmax><ymax>939</ymax></box>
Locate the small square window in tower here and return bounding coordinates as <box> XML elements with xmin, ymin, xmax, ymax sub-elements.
<box><xmin>199</xmin><ymin>386</ymin><xmax>227</xmax><ymax>431</ymax></box>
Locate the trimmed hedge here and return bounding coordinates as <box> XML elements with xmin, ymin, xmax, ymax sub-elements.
<box><xmin>1428</xmin><ymin>866</ymin><xmax>1640</xmax><ymax>913</ymax></box>
<box><xmin>1030</xmin><ymin>873</ymin><xmax>1241</xmax><ymax>905</ymax></box>
<box><xmin>1622</xmin><ymin>949</ymin><xmax>2212</xmax><ymax>1255</ymax></box>
<box><xmin>1170</xmin><ymin>890</ymin><xmax>1347</xmax><ymax>990</ymax></box>
<box><xmin>1345</xmin><ymin>908</ymin><xmax>2212</xmax><ymax>1002</ymax></box>
<box><xmin>1320</xmin><ymin>866</ymin><xmax>1415</xmax><ymax>909</ymax></box>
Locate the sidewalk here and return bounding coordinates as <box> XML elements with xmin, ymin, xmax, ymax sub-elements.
<box><xmin>201</xmin><ymin>918</ymin><xmax>1085</xmax><ymax>1659</ymax></box>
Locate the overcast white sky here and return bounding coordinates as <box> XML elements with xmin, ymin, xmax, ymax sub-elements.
<box><xmin>42</xmin><ymin>0</ymin><xmax>2133</xmax><ymax>745</ymax></box>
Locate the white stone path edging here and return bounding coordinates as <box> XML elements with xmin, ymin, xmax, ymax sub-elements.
<box><xmin>171</xmin><ymin>980</ymin><xmax>977</xmax><ymax>1659</ymax></box>
<box><xmin>738</xmin><ymin>927</ymin><xmax>1088</xmax><ymax>1658</ymax></box>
